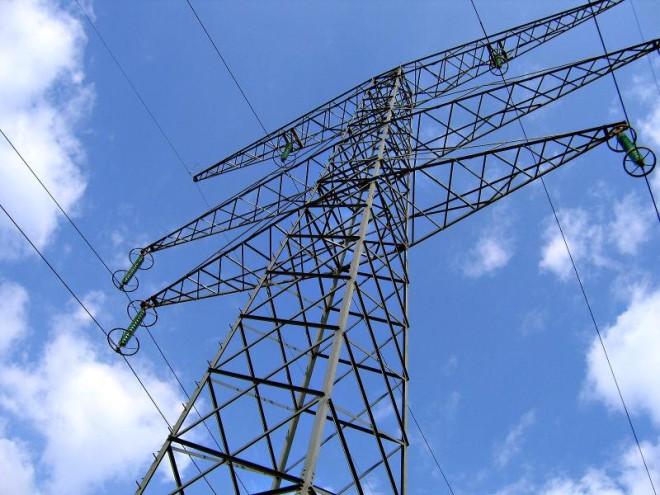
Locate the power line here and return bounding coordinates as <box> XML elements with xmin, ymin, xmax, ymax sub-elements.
<box><xmin>629</xmin><ymin>0</ymin><xmax>660</xmax><ymax>95</ymax></box>
<box><xmin>0</xmin><ymin>199</ymin><xmax>171</xmax><ymax>426</ymax></box>
<box><xmin>592</xmin><ymin>12</ymin><xmax>660</xmax><ymax>225</ymax></box>
<box><xmin>468</xmin><ymin>2</ymin><xmax>658</xmax><ymax>493</ymax></box>
<box><xmin>408</xmin><ymin>406</ymin><xmax>455</xmax><ymax>495</ymax></box>
<box><xmin>69</xmin><ymin>0</ymin><xmax>226</xmax><ymax>409</ymax></box>
<box><xmin>184</xmin><ymin>0</ymin><xmax>268</xmax><ymax>134</ymax></box>
<box><xmin>0</xmin><ymin>128</ymin><xmax>114</xmax><ymax>274</ymax></box>
<box><xmin>1</xmin><ymin>105</ymin><xmax>238</xmax><ymax>493</ymax></box>
<box><xmin>73</xmin><ymin>0</ymin><xmax>212</xmax><ymax>208</ymax></box>
<box><xmin>0</xmin><ymin>199</ymin><xmax>220</xmax><ymax>494</ymax></box>
<box><xmin>1</xmin><ymin>126</ymin><xmax>194</xmax><ymax>393</ymax></box>
<box><xmin>68</xmin><ymin>5</ymin><xmax>247</xmax><ymax>490</ymax></box>
<box><xmin>541</xmin><ymin>179</ymin><xmax>657</xmax><ymax>495</ymax></box>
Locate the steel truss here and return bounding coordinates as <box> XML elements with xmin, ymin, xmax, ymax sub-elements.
<box><xmin>125</xmin><ymin>1</ymin><xmax>658</xmax><ymax>493</ymax></box>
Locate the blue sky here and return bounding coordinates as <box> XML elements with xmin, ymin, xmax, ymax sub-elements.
<box><xmin>0</xmin><ymin>0</ymin><xmax>660</xmax><ymax>493</ymax></box>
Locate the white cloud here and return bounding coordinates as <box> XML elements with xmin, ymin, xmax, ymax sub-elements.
<box><xmin>0</xmin><ymin>280</ymin><xmax>29</xmax><ymax>357</ymax></box>
<box><xmin>0</xmin><ymin>0</ymin><xmax>91</xmax><ymax>258</ymax></box>
<box><xmin>584</xmin><ymin>286</ymin><xmax>660</xmax><ymax>425</ymax></box>
<box><xmin>538</xmin><ymin>197</ymin><xmax>654</xmax><ymax>282</ymax></box>
<box><xmin>443</xmin><ymin>355</ymin><xmax>458</xmax><ymax>375</ymax></box>
<box><xmin>538</xmin><ymin>72</ymin><xmax>658</xmax><ymax>283</ymax></box>
<box><xmin>638</xmin><ymin>94</ymin><xmax>660</xmax><ymax>150</ymax></box>
<box><xmin>0</xmin><ymin>433</ymin><xmax>41</xmax><ymax>495</ymax></box>
<box><xmin>540</xmin><ymin>437</ymin><xmax>660</xmax><ymax>495</ymax></box>
<box><xmin>542</xmin><ymin>469</ymin><xmax>624</xmax><ymax>495</ymax></box>
<box><xmin>463</xmin><ymin>235</ymin><xmax>512</xmax><ymax>277</ymax></box>
<box><xmin>0</xmin><ymin>286</ymin><xmax>183</xmax><ymax>494</ymax></box>
<box><xmin>462</xmin><ymin>213</ymin><xmax>514</xmax><ymax>278</ymax></box>
<box><xmin>539</xmin><ymin>208</ymin><xmax>609</xmax><ymax>281</ymax></box>
<box><xmin>518</xmin><ymin>308</ymin><xmax>546</xmax><ymax>337</ymax></box>
<box><xmin>492</xmin><ymin>438</ymin><xmax>660</xmax><ymax>495</ymax></box>
<box><xmin>609</xmin><ymin>194</ymin><xmax>652</xmax><ymax>256</ymax></box>
<box><xmin>494</xmin><ymin>409</ymin><xmax>536</xmax><ymax>469</ymax></box>
<box><xmin>490</xmin><ymin>286</ymin><xmax>660</xmax><ymax>495</ymax></box>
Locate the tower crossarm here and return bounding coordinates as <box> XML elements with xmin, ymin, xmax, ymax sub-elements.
<box><xmin>139</xmin><ymin>38</ymin><xmax>656</xmax><ymax>261</ymax></box>
<box><xmin>142</xmin><ymin>122</ymin><xmax>624</xmax><ymax>309</ymax></box>
<box><xmin>306</xmin><ymin>39</ymin><xmax>657</xmax><ymax>174</ymax></box>
<box><xmin>409</xmin><ymin>39</ymin><xmax>659</xmax><ymax>155</ymax></box>
<box><xmin>402</xmin><ymin>122</ymin><xmax>625</xmax><ymax>245</ymax></box>
<box><xmin>144</xmin><ymin>156</ymin><xmax>320</xmax><ymax>254</ymax></box>
<box><xmin>192</xmin><ymin>0</ymin><xmax>622</xmax><ymax>183</ymax></box>
<box><xmin>404</xmin><ymin>0</ymin><xmax>623</xmax><ymax>104</ymax></box>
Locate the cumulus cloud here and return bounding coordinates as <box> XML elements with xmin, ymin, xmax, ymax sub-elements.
<box><xmin>584</xmin><ymin>286</ymin><xmax>660</xmax><ymax>425</ymax></box>
<box><xmin>632</xmin><ymin>68</ymin><xmax>660</xmax><ymax>199</ymax></box>
<box><xmin>542</xmin><ymin>469</ymin><xmax>626</xmax><ymax>495</ymax></box>
<box><xmin>0</xmin><ymin>0</ymin><xmax>91</xmax><ymax>258</ymax></box>
<box><xmin>609</xmin><ymin>194</ymin><xmax>652</xmax><ymax>256</ymax></box>
<box><xmin>518</xmin><ymin>308</ymin><xmax>546</xmax><ymax>337</ymax></box>
<box><xmin>462</xmin><ymin>213</ymin><xmax>514</xmax><ymax>278</ymax></box>
<box><xmin>0</xmin><ymin>285</ymin><xmax>183</xmax><ymax>494</ymax></box>
<box><xmin>541</xmin><ymin>437</ymin><xmax>660</xmax><ymax>495</ymax></box>
<box><xmin>0</xmin><ymin>280</ymin><xmax>29</xmax><ymax>357</ymax></box>
<box><xmin>539</xmin><ymin>199</ymin><xmax>654</xmax><ymax>281</ymax></box>
<box><xmin>463</xmin><ymin>235</ymin><xmax>512</xmax><ymax>277</ymax></box>
<box><xmin>494</xmin><ymin>409</ymin><xmax>536</xmax><ymax>468</ymax></box>
<box><xmin>493</xmin><ymin>438</ymin><xmax>660</xmax><ymax>495</ymax></box>
<box><xmin>539</xmin><ymin>208</ymin><xmax>608</xmax><ymax>280</ymax></box>
<box><xmin>0</xmin><ymin>433</ymin><xmax>41</xmax><ymax>495</ymax></box>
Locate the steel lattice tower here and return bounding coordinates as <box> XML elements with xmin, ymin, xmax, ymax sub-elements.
<box><xmin>110</xmin><ymin>1</ymin><xmax>659</xmax><ymax>493</ymax></box>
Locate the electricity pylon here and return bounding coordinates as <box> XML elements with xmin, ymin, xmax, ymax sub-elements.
<box><xmin>111</xmin><ymin>1</ymin><xmax>659</xmax><ymax>492</ymax></box>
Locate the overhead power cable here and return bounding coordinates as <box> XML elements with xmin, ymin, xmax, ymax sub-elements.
<box><xmin>467</xmin><ymin>2</ymin><xmax>658</xmax><ymax>493</ymax></box>
<box><xmin>1</xmin><ymin>203</ymin><xmax>220</xmax><ymax>494</ymax></box>
<box><xmin>592</xmin><ymin>11</ymin><xmax>660</xmax><ymax>224</ymax></box>
<box><xmin>408</xmin><ymin>406</ymin><xmax>456</xmax><ymax>495</ymax></box>
<box><xmin>0</xmin><ymin>200</ymin><xmax>170</xmax><ymax>426</ymax></box>
<box><xmin>70</xmin><ymin>0</ymin><xmax>224</xmax><ymax>405</ymax></box>
<box><xmin>70</xmin><ymin>4</ymin><xmax>248</xmax><ymax>491</ymax></box>
<box><xmin>184</xmin><ymin>0</ymin><xmax>268</xmax><ymax>134</ymax></box>
<box><xmin>0</xmin><ymin>127</ymin><xmax>196</xmax><ymax>404</ymax></box>
<box><xmin>629</xmin><ymin>0</ymin><xmax>660</xmax><ymax>94</ymax></box>
<box><xmin>2</xmin><ymin>115</ymin><xmax>241</xmax><ymax>493</ymax></box>
<box><xmin>183</xmin><ymin>0</ymin><xmax>303</xmax><ymax>199</ymax></box>
<box><xmin>73</xmin><ymin>0</ymin><xmax>212</xmax><ymax>207</ymax></box>
<box><xmin>0</xmin><ymin>128</ymin><xmax>114</xmax><ymax>273</ymax></box>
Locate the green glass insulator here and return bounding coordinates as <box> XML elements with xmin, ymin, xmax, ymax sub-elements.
<box><xmin>120</xmin><ymin>253</ymin><xmax>144</xmax><ymax>288</ymax></box>
<box><xmin>119</xmin><ymin>307</ymin><xmax>146</xmax><ymax>348</ymax></box>
<box><xmin>280</xmin><ymin>142</ymin><xmax>294</xmax><ymax>162</ymax></box>
<box><xmin>616</xmin><ymin>133</ymin><xmax>645</xmax><ymax>167</ymax></box>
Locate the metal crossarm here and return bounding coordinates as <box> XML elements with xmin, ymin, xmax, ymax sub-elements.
<box><xmin>403</xmin><ymin>122</ymin><xmax>626</xmax><ymax>245</ymax></box>
<box><xmin>143</xmin><ymin>122</ymin><xmax>624</xmax><ymax>309</ymax></box>
<box><xmin>192</xmin><ymin>0</ymin><xmax>622</xmax><ymax>182</ymax></box>
<box><xmin>138</xmin><ymin>39</ymin><xmax>657</xmax><ymax>263</ymax></box>
<box><xmin>409</xmin><ymin>39</ymin><xmax>659</xmax><ymax>154</ymax></box>
<box><xmin>146</xmin><ymin>161</ymin><xmax>317</xmax><ymax>253</ymax></box>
